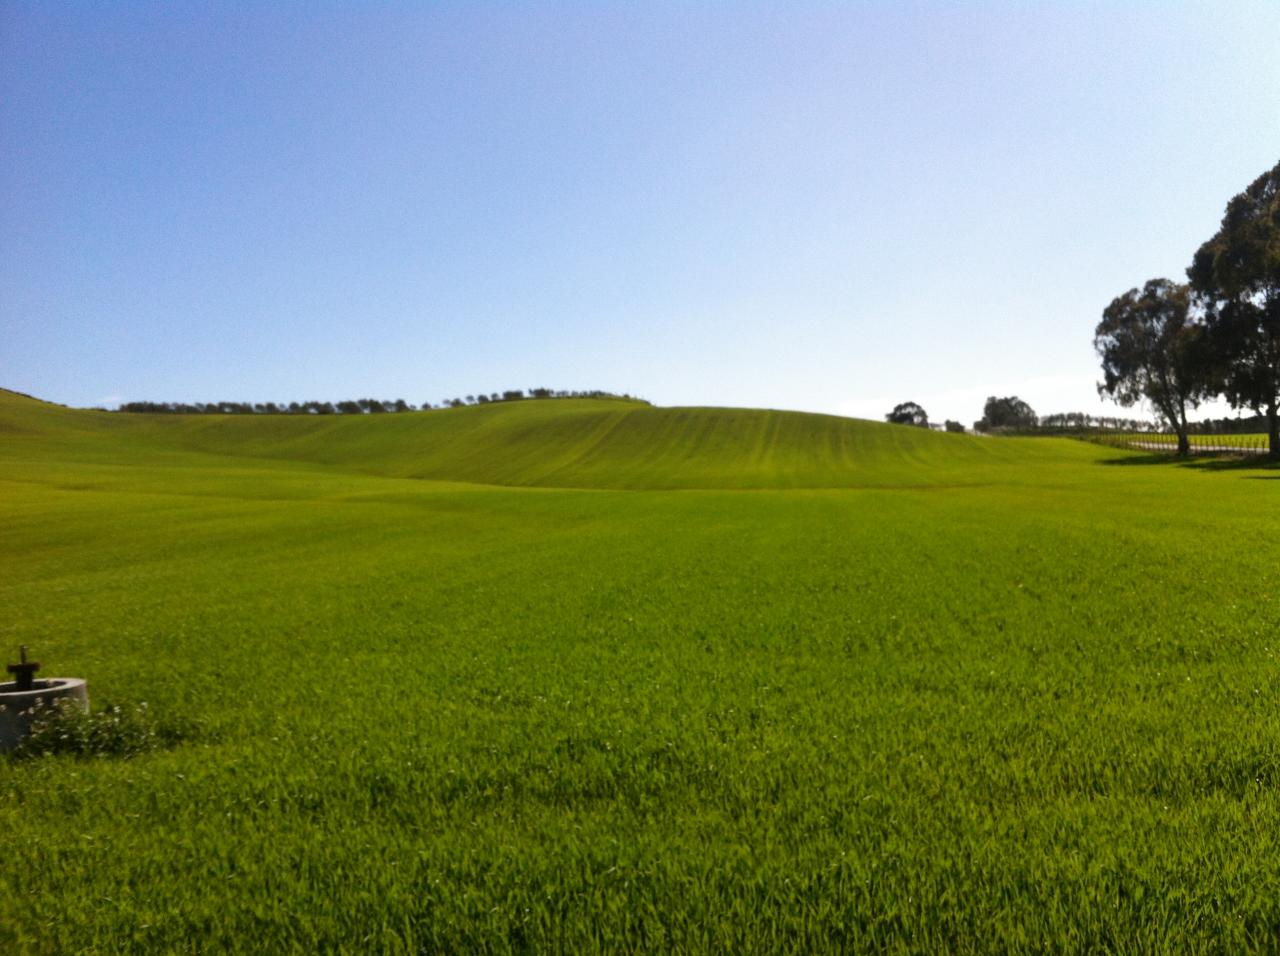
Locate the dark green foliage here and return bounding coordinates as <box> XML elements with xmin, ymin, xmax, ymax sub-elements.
<box><xmin>1040</xmin><ymin>411</ymin><xmax>1154</xmax><ymax>430</ymax></box>
<box><xmin>1095</xmin><ymin>279</ymin><xmax>1208</xmax><ymax>456</ymax></box>
<box><xmin>11</xmin><ymin>699</ymin><xmax>190</xmax><ymax>760</ymax></box>
<box><xmin>1187</xmin><ymin>158</ymin><xmax>1280</xmax><ymax>455</ymax></box>
<box><xmin>1193</xmin><ymin>412</ymin><xmax>1271</xmax><ymax>434</ymax></box>
<box><xmin>974</xmin><ymin>395</ymin><xmax>1037</xmax><ymax>432</ymax></box>
<box><xmin>115</xmin><ymin>390</ymin><xmax>645</xmax><ymax>415</ymax></box>
<box><xmin>1036</xmin><ymin>411</ymin><xmax>1270</xmax><ymax>436</ymax></box>
<box><xmin>944</xmin><ymin>419</ymin><xmax>964</xmax><ymax>433</ymax></box>
<box><xmin>885</xmin><ymin>401</ymin><xmax>929</xmax><ymax>427</ymax></box>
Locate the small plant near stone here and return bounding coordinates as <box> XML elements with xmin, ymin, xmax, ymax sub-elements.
<box><xmin>8</xmin><ymin>699</ymin><xmax>190</xmax><ymax>759</ymax></box>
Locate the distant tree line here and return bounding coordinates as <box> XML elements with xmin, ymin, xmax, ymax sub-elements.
<box><xmin>443</xmin><ymin>388</ymin><xmax>644</xmax><ymax>408</ymax></box>
<box><xmin>1188</xmin><ymin>413</ymin><xmax>1273</xmax><ymax>435</ymax></box>
<box><xmin>1035</xmin><ymin>411</ymin><xmax>1272</xmax><ymax>435</ymax></box>
<box><xmin>1095</xmin><ymin>159</ymin><xmax>1279</xmax><ymax>457</ymax></box>
<box><xmin>116</xmin><ymin>399</ymin><xmax>412</xmax><ymax>415</ymax></box>
<box><xmin>1038</xmin><ymin>411</ymin><xmax>1155</xmax><ymax>431</ymax></box>
<box><xmin>114</xmin><ymin>389</ymin><xmax>646</xmax><ymax>415</ymax></box>
<box><xmin>887</xmin><ymin>394</ymin><xmax>1271</xmax><ymax>440</ymax></box>
<box><xmin>886</xmin><ymin>396</ymin><xmax>1045</xmax><ymax>434</ymax></box>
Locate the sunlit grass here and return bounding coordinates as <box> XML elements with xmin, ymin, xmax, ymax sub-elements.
<box><xmin>2</xmin><ymin>389</ymin><xmax>1278</xmax><ymax>952</ymax></box>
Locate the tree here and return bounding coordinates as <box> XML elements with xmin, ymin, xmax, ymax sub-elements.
<box><xmin>944</xmin><ymin>420</ymin><xmax>964</xmax><ymax>433</ymax></box>
<box><xmin>1187</xmin><ymin>159</ymin><xmax>1280</xmax><ymax>456</ymax></box>
<box><xmin>974</xmin><ymin>396</ymin><xmax>1036</xmax><ymax>432</ymax></box>
<box><xmin>1094</xmin><ymin>279</ymin><xmax>1208</xmax><ymax>456</ymax></box>
<box><xmin>885</xmin><ymin>401</ymin><xmax>929</xmax><ymax>427</ymax></box>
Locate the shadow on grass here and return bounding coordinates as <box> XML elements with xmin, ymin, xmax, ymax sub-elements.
<box><xmin>1099</xmin><ymin>452</ymin><xmax>1279</xmax><ymax>475</ymax></box>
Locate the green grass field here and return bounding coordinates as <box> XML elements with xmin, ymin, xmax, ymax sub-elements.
<box><xmin>1185</xmin><ymin>433</ymin><xmax>1268</xmax><ymax>450</ymax></box>
<box><xmin>3</xmin><ymin>387</ymin><xmax>1279</xmax><ymax>953</ymax></box>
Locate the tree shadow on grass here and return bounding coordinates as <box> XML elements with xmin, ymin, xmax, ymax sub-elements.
<box><xmin>1099</xmin><ymin>452</ymin><xmax>1279</xmax><ymax>476</ymax></box>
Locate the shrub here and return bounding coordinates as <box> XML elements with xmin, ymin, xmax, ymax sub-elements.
<box><xmin>9</xmin><ymin>699</ymin><xmax>191</xmax><ymax>760</ymax></box>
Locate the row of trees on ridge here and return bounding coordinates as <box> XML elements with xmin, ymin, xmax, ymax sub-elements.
<box><xmin>115</xmin><ymin>389</ymin><xmax>643</xmax><ymax>415</ymax></box>
<box><xmin>885</xmin><ymin>396</ymin><xmax>1037</xmax><ymax>434</ymax></box>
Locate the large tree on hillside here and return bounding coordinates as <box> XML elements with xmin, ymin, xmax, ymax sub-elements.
<box><xmin>1094</xmin><ymin>279</ymin><xmax>1208</xmax><ymax>456</ymax></box>
<box><xmin>974</xmin><ymin>396</ymin><xmax>1036</xmax><ymax>432</ymax></box>
<box><xmin>1186</xmin><ymin>159</ymin><xmax>1280</xmax><ymax>456</ymax></box>
<box><xmin>885</xmin><ymin>401</ymin><xmax>929</xmax><ymax>427</ymax></box>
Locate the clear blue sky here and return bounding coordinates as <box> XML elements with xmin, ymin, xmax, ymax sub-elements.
<box><xmin>3</xmin><ymin>2</ymin><xmax>1278</xmax><ymax>424</ymax></box>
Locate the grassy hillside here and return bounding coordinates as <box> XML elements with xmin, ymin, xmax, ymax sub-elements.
<box><xmin>0</xmin><ymin>387</ymin><xmax>1095</xmax><ymax>490</ymax></box>
<box><xmin>3</xmin><ymin>386</ymin><xmax>1280</xmax><ymax>952</ymax></box>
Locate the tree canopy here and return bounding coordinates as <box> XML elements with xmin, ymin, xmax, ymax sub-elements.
<box><xmin>1186</xmin><ymin>159</ymin><xmax>1280</xmax><ymax>455</ymax></box>
<box><xmin>1094</xmin><ymin>278</ymin><xmax>1207</xmax><ymax>455</ymax></box>
<box><xmin>974</xmin><ymin>396</ymin><xmax>1036</xmax><ymax>433</ymax></box>
<box><xmin>885</xmin><ymin>401</ymin><xmax>929</xmax><ymax>427</ymax></box>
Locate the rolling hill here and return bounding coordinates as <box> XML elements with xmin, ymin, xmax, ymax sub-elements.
<box><xmin>0</xmin><ymin>387</ymin><xmax>1095</xmax><ymax>490</ymax></box>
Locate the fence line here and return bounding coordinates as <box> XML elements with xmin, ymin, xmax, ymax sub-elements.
<box><xmin>1073</xmin><ymin>429</ymin><xmax>1271</xmax><ymax>456</ymax></box>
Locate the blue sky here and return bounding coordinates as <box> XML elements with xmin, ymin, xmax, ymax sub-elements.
<box><xmin>3</xmin><ymin>2</ymin><xmax>1278</xmax><ymax>424</ymax></box>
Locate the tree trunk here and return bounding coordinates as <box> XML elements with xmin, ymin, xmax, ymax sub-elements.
<box><xmin>1176</xmin><ymin>405</ymin><xmax>1190</xmax><ymax>457</ymax></box>
<box><xmin>1270</xmin><ymin>400</ymin><xmax>1279</xmax><ymax>459</ymax></box>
